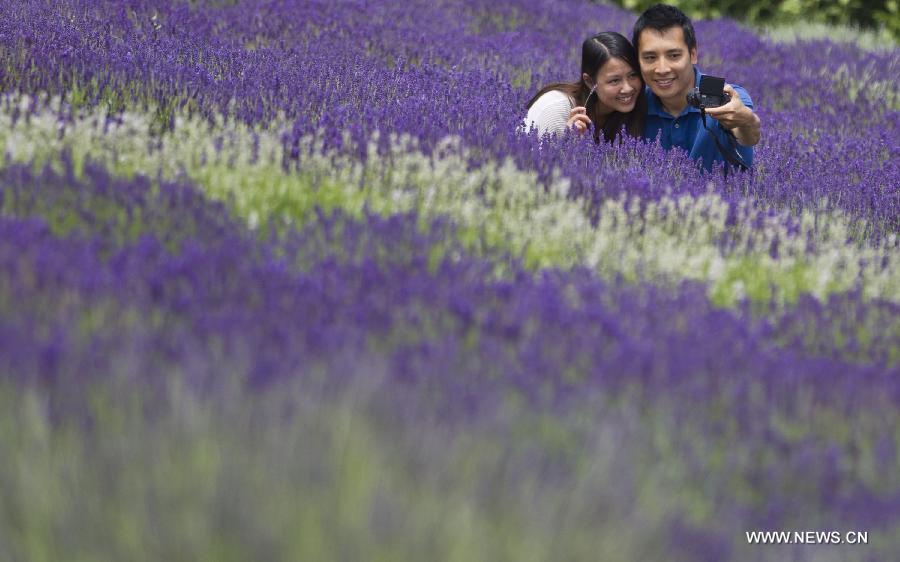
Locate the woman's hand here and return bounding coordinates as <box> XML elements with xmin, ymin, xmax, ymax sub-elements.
<box><xmin>566</xmin><ymin>106</ymin><xmax>592</xmax><ymax>134</ymax></box>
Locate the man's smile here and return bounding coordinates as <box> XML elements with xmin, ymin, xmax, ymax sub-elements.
<box><xmin>654</xmin><ymin>77</ymin><xmax>676</xmax><ymax>88</ymax></box>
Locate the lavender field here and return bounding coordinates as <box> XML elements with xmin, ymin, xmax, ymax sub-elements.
<box><xmin>0</xmin><ymin>0</ymin><xmax>898</xmax><ymax>560</ymax></box>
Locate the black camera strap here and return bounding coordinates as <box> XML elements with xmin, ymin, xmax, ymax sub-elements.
<box><xmin>700</xmin><ymin>107</ymin><xmax>749</xmax><ymax>173</ymax></box>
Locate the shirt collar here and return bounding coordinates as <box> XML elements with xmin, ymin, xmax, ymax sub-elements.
<box><xmin>645</xmin><ymin>66</ymin><xmax>703</xmax><ymax>118</ymax></box>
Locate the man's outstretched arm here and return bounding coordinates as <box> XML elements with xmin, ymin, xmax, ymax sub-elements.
<box><xmin>705</xmin><ymin>84</ymin><xmax>761</xmax><ymax>146</ymax></box>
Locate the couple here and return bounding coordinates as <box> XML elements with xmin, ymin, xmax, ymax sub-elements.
<box><xmin>524</xmin><ymin>4</ymin><xmax>761</xmax><ymax>172</ymax></box>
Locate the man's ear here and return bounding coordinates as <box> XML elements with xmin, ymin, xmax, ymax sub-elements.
<box><xmin>690</xmin><ymin>48</ymin><xmax>698</xmax><ymax>65</ymax></box>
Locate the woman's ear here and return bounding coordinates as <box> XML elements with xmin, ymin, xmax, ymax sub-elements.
<box><xmin>582</xmin><ymin>73</ymin><xmax>593</xmax><ymax>87</ymax></box>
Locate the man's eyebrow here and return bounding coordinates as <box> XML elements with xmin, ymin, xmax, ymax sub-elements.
<box><xmin>640</xmin><ymin>47</ymin><xmax>684</xmax><ymax>56</ymax></box>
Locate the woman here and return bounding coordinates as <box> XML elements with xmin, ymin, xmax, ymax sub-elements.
<box><xmin>524</xmin><ymin>31</ymin><xmax>645</xmax><ymax>143</ymax></box>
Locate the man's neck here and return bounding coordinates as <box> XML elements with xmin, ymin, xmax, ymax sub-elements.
<box><xmin>661</xmin><ymin>96</ymin><xmax>688</xmax><ymax>117</ymax></box>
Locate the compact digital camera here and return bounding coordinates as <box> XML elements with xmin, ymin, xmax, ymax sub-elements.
<box><xmin>686</xmin><ymin>75</ymin><xmax>731</xmax><ymax>109</ymax></box>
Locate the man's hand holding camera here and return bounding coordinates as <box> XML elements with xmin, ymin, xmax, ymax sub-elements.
<box><xmin>704</xmin><ymin>84</ymin><xmax>761</xmax><ymax>147</ymax></box>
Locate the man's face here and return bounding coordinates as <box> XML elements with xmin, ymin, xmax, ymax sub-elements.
<box><xmin>637</xmin><ymin>26</ymin><xmax>698</xmax><ymax>110</ymax></box>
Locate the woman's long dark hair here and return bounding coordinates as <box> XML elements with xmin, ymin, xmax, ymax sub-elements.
<box><xmin>526</xmin><ymin>32</ymin><xmax>645</xmax><ymax>143</ymax></box>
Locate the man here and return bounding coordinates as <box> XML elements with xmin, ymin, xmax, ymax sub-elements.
<box><xmin>632</xmin><ymin>4</ymin><xmax>761</xmax><ymax>172</ymax></box>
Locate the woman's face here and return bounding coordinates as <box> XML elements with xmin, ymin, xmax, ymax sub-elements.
<box><xmin>590</xmin><ymin>57</ymin><xmax>642</xmax><ymax>114</ymax></box>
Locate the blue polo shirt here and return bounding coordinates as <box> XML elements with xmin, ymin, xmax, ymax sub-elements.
<box><xmin>643</xmin><ymin>67</ymin><xmax>754</xmax><ymax>172</ymax></box>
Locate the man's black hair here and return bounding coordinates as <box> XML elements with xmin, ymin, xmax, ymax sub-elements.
<box><xmin>632</xmin><ymin>4</ymin><xmax>697</xmax><ymax>54</ymax></box>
